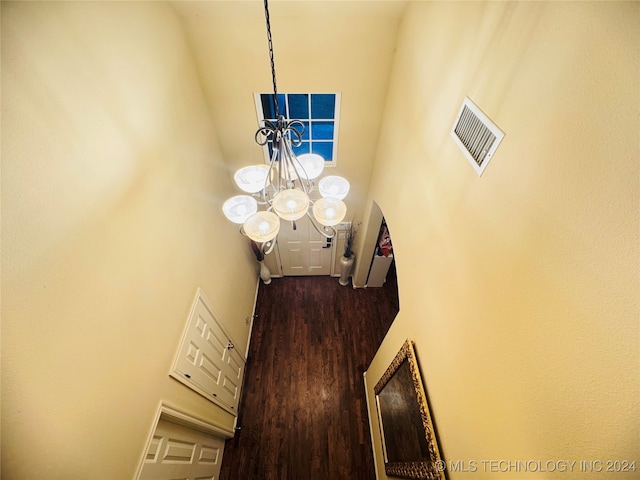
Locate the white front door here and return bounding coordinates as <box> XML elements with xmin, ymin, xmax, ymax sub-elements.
<box><xmin>277</xmin><ymin>215</ymin><xmax>334</xmax><ymax>275</ymax></box>
<box><xmin>139</xmin><ymin>417</ymin><xmax>225</xmax><ymax>480</ymax></box>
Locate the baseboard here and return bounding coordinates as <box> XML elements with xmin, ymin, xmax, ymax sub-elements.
<box><xmin>245</xmin><ymin>278</ymin><xmax>260</xmax><ymax>360</ymax></box>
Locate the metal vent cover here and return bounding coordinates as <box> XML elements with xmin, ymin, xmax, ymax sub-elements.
<box><xmin>451</xmin><ymin>97</ymin><xmax>505</xmax><ymax>176</ymax></box>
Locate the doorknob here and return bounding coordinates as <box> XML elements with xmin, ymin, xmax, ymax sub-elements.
<box><xmin>323</xmin><ymin>237</ymin><xmax>332</xmax><ymax>249</ymax></box>
<box><xmin>227</xmin><ymin>341</ymin><xmax>235</xmax><ymax>350</ymax></box>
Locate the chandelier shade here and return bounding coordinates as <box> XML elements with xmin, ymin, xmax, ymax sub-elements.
<box><xmin>272</xmin><ymin>189</ymin><xmax>309</xmax><ymax>221</ymax></box>
<box><xmin>243</xmin><ymin>211</ymin><xmax>280</xmax><ymax>242</ymax></box>
<box><xmin>221</xmin><ymin>0</ymin><xmax>351</xmax><ymax>253</ymax></box>
<box><xmin>312</xmin><ymin>197</ymin><xmax>347</xmax><ymax>227</ymax></box>
<box><xmin>318</xmin><ymin>175</ymin><xmax>350</xmax><ymax>200</ymax></box>
<box><xmin>223</xmin><ymin>195</ymin><xmax>258</xmax><ymax>224</ymax></box>
<box><xmin>234</xmin><ymin>165</ymin><xmax>270</xmax><ymax>193</ymax></box>
<box><xmin>294</xmin><ymin>153</ymin><xmax>324</xmax><ymax>180</ymax></box>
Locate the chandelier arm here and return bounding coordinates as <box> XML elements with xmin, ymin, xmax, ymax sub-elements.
<box><xmin>306</xmin><ymin>211</ymin><xmax>337</xmax><ymax>239</ymax></box>
<box><xmin>280</xmin><ymin>141</ymin><xmax>294</xmax><ymax>186</ymax></box>
<box><xmin>282</xmin><ymin>137</ymin><xmax>312</xmax><ymax>194</ymax></box>
<box><xmin>262</xmin><ymin>240</ymin><xmax>277</xmax><ymax>256</ymax></box>
<box><xmin>284</xmin><ymin>120</ymin><xmax>304</xmax><ymax>147</ymax></box>
<box><xmin>263</xmin><ymin>119</ymin><xmax>277</xmax><ymax>130</ymax></box>
<box><xmin>273</xmin><ymin>135</ymin><xmax>285</xmax><ymax>192</ymax></box>
<box><xmin>253</xmin><ymin>193</ymin><xmax>271</xmax><ymax>206</ymax></box>
<box><xmin>255</xmin><ymin>122</ymin><xmax>277</xmax><ymax>146</ymax></box>
<box><xmin>279</xmin><ymin>138</ymin><xmax>297</xmax><ymax>189</ymax></box>
<box><xmin>264</xmin><ymin>142</ymin><xmax>280</xmax><ymax>198</ymax></box>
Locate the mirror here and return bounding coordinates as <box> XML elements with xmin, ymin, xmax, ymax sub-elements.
<box><xmin>374</xmin><ymin>340</ymin><xmax>444</xmax><ymax>479</ymax></box>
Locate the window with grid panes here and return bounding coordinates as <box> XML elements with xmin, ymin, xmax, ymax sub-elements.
<box><xmin>255</xmin><ymin>93</ymin><xmax>340</xmax><ymax>166</ymax></box>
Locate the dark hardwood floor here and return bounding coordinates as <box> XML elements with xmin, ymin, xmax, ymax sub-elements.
<box><xmin>220</xmin><ymin>264</ymin><xmax>399</xmax><ymax>480</ymax></box>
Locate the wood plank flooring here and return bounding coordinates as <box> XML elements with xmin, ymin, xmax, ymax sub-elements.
<box><xmin>220</xmin><ymin>264</ymin><xmax>399</xmax><ymax>480</ymax></box>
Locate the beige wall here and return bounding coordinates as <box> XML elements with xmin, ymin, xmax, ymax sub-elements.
<box><xmin>3</xmin><ymin>1</ymin><xmax>638</xmax><ymax>478</ymax></box>
<box><xmin>363</xmin><ymin>1</ymin><xmax>639</xmax><ymax>479</ymax></box>
<box><xmin>1</xmin><ymin>2</ymin><xmax>258</xmax><ymax>478</ymax></box>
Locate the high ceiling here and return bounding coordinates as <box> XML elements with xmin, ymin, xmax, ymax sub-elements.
<box><xmin>170</xmin><ymin>1</ymin><xmax>407</xmax><ymax>211</ymax></box>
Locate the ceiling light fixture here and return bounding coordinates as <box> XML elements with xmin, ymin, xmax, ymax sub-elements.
<box><xmin>222</xmin><ymin>0</ymin><xmax>349</xmax><ymax>252</ymax></box>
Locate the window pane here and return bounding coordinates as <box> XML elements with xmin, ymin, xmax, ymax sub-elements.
<box><xmin>261</xmin><ymin>93</ymin><xmax>287</xmax><ymax>118</ymax></box>
<box><xmin>312</xmin><ymin>142</ymin><xmax>333</xmax><ymax>161</ymax></box>
<box><xmin>261</xmin><ymin>94</ymin><xmax>276</xmax><ymax>120</ymax></box>
<box><xmin>311</xmin><ymin>94</ymin><xmax>335</xmax><ymax>119</ymax></box>
<box><xmin>288</xmin><ymin>94</ymin><xmax>309</xmax><ymax>119</ymax></box>
<box><xmin>311</xmin><ymin>121</ymin><xmax>334</xmax><ymax>140</ymax></box>
<box><xmin>292</xmin><ymin>142</ymin><xmax>311</xmax><ymax>156</ymax></box>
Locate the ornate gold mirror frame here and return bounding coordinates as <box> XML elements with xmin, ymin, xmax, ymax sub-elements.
<box><xmin>374</xmin><ymin>339</ymin><xmax>445</xmax><ymax>479</ymax></box>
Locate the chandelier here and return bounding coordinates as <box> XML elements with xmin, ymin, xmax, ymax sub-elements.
<box><xmin>222</xmin><ymin>0</ymin><xmax>350</xmax><ymax>252</ymax></box>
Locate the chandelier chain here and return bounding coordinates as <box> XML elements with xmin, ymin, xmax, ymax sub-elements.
<box><xmin>263</xmin><ymin>0</ymin><xmax>279</xmax><ymax>116</ymax></box>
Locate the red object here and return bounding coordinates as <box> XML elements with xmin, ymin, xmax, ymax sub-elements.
<box><xmin>377</xmin><ymin>224</ymin><xmax>393</xmax><ymax>257</ymax></box>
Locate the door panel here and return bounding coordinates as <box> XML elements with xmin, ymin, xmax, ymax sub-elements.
<box><xmin>279</xmin><ymin>215</ymin><xmax>333</xmax><ymax>275</ymax></box>
<box><xmin>140</xmin><ymin>418</ymin><xmax>225</xmax><ymax>480</ymax></box>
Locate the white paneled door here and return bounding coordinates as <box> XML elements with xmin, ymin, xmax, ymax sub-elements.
<box><xmin>278</xmin><ymin>215</ymin><xmax>334</xmax><ymax>275</ymax></box>
<box><xmin>139</xmin><ymin>417</ymin><xmax>225</xmax><ymax>480</ymax></box>
<box><xmin>171</xmin><ymin>290</ymin><xmax>246</xmax><ymax>416</ymax></box>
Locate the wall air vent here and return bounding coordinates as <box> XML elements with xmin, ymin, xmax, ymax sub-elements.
<box><xmin>451</xmin><ymin>97</ymin><xmax>505</xmax><ymax>176</ymax></box>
